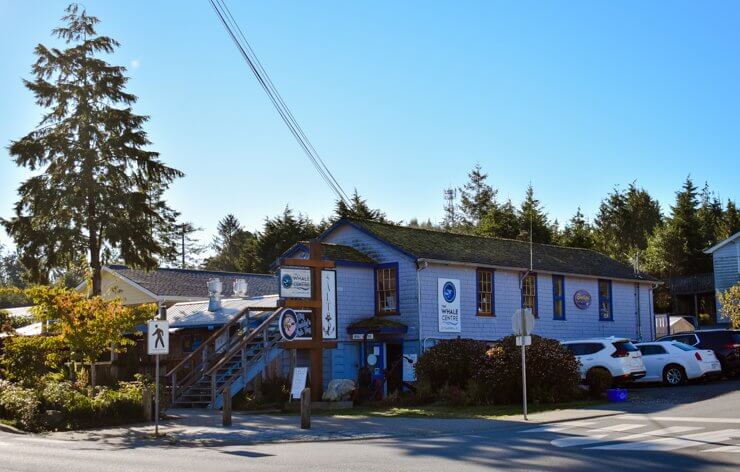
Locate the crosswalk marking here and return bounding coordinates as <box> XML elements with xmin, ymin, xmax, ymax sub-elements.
<box><xmin>606</xmin><ymin>426</ymin><xmax>702</xmax><ymax>442</ymax></box>
<box><xmin>551</xmin><ymin>435</ymin><xmax>608</xmax><ymax>448</ymax></box>
<box><xmin>620</xmin><ymin>415</ymin><xmax>740</xmax><ymax>425</ymax></box>
<box><xmin>705</xmin><ymin>445</ymin><xmax>740</xmax><ymax>453</ymax></box>
<box><xmin>593</xmin><ymin>423</ymin><xmax>644</xmax><ymax>432</ymax></box>
<box><xmin>519</xmin><ymin>421</ymin><xmax>596</xmax><ymax>434</ymax></box>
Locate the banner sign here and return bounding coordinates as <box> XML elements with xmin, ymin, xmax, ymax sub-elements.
<box><xmin>438</xmin><ymin>278</ymin><xmax>461</xmax><ymax>333</ymax></box>
<box><xmin>279</xmin><ymin>267</ymin><xmax>312</xmax><ymax>299</ymax></box>
<box><xmin>321</xmin><ymin>270</ymin><xmax>337</xmax><ymax>340</ymax></box>
<box><xmin>279</xmin><ymin>308</ymin><xmax>312</xmax><ymax>341</ymax></box>
<box><xmin>573</xmin><ymin>290</ymin><xmax>592</xmax><ymax>310</ymax></box>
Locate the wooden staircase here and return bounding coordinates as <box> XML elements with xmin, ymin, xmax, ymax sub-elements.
<box><xmin>166</xmin><ymin>307</ymin><xmax>285</xmax><ymax>409</ymax></box>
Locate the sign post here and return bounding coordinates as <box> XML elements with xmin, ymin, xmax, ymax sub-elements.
<box><xmin>511</xmin><ymin>309</ymin><xmax>534</xmax><ymax>420</ymax></box>
<box><xmin>147</xmin><ymin>319</ymin><xmax>169</xmax><ymax>436</ymax></box>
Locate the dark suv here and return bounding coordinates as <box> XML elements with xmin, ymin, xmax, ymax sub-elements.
<box><xmin>658</xmin><ymin>329</ymin><xmax>740</xmax><ymax>377</ymax></box>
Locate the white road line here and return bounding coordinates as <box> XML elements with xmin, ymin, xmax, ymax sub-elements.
<box><xmin>594</xmin><ymin>423</ymin><xmax>645</xmax><ymax>432</ymax></box>
<box><xmin>520</xmin><ymin>421</ymin><xmax>596</xmax><ymax>434</ymax></box>
<box><xmin>588</xmin><ymin>428</ymin><xmax>740</xmax><ymax>452</ymax></box>
<box><xmin>604</xmin><ymin>426</ymin><xmax>702</xmax><ymax>442</ymax></box>
<box><xmin>704</xmin><ymin>446</ymin><xmax>740</xmax><ymax>453</ymax></box>
<box><xmin>620</xmin><ymin>415</ymin><xmax>740</xmax><ymax>424</ymax></box>
<box><xmin>551</xmin><ymin>435</ymin><xmax>609</xmax><ymax>448</ymax></box>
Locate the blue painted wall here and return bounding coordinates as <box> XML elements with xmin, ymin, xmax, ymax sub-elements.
<box><xmin>711</xmin><ymin>239</ymin><xmax>739</xmax><ymax>323</ymax></box>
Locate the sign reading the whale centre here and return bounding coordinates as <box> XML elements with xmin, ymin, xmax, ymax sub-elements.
<box><xmin>438</xmin><ymin>278</ymin><xmax>461</xmax><ymax>333</ymax></box>
<box><xmin>279</xmin><ymin>267</ymin><xmax>312</xmax><ymax>299</ymax></box>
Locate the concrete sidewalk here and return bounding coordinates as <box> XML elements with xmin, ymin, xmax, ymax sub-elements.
<box><xmin>45</xmin><ymin>406</ymin><xmax>625</xmax><ymax>447</ymax></box>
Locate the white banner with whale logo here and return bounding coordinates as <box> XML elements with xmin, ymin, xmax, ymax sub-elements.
<box><xmin>438</xmin><ymin>278</ymin><xmax>461</xmax><ymax>333</ymax></box>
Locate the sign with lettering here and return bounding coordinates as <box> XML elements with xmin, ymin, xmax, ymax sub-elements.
<box><xmin>573</xmin><ymin>290</ymin><xmax>592</xmax><ymax>310</ymax></box>
<box><xmin>278</xmin><ymin>309</ymin><xmax>313</xmax><ymax>341</ymax></box>
<box><xmin>438</xmin><ymin>278</ymin><xmax>461</xmax><ymax>333</ymax></box>
<box><xmin>279</xmin><ymin>267</ymin><xmax>312</xmax><ymax>299</ymax></box>
<box><xmin>290</xmin><ymin>367</ymin><xmax>308</xmax><ymax>399</ymax></box>
<box><xmin>321</xmin><ymin>270</ymin><xmax>337</xmax><ymax>340</ymax></box>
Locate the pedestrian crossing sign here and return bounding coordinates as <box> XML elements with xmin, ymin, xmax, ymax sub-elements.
<box><xmin>147</xmin><ymin>320</ymin><xmax>169</xmax><ymax>355</ymax></box>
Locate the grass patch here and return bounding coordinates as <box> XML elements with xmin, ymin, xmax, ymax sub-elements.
<box><xmin>310</xmin><ymin>400</ymin><xmax>603</xmax><ymax>419</ymax></box>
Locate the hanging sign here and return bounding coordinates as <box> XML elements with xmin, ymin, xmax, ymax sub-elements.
<box><xmin>322</xmin><ymin>270</ymin><xmax>337</xmax><ymax>340</ymax></box>
<box><xmin>573</xmin><ymin>290</ymin><xmax>592</xmax><ymax>310</ymax></box>
<box><xmin>147</xmin><ymin>320</ymin><xmax>170</xmax><ymax>355</ymax></box>
<box><xmin>279</xmin><ymin>308</ymin><xmax>312</xmax><ymax>341</ymax></box>
<box><xmin>279</xmin><ymin>267</ymin><xmax>312</xmax><ymax>299</ymax></box>
<box><xmin>438</xmin><ymin>278</ymin><xmax>461</xmax><ymax>333</ymax></box>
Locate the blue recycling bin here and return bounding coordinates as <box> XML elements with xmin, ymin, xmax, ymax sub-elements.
<box><xmin>607</xmin><ymin>388</ymin><xmax>628</xmax><ymax>402</ymax></box>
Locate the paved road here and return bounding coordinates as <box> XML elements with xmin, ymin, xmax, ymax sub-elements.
<box><xmin>0</xmin><ymin>379</ymin><xmax>738</xmax><ymax>471</ymax></box>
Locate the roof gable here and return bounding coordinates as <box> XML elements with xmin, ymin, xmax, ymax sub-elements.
<box><xmin>332</xmin><ymin>219</ymin><xmax>656</xmax><ymax>282</ymax></box>
<box><xmin>704</xmin><ymin>231</ymin><xmax>740</xmax><ymax>254</ymax></box>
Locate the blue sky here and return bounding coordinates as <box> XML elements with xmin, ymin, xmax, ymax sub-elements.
<box><xmin>1</xmin><ymin>1</ymin><xmax>738</xmax><ymax>248</ymax></box>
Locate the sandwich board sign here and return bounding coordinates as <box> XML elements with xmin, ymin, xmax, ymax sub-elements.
<box><xmin>147</xmin><ymin>320</ymin><xmax>169</xmax><ymax>355</ymax></box>
<box><xmin>290</xmin><ymin>367</ymin><xmax>309</xmax><ymax>400</ymax></box>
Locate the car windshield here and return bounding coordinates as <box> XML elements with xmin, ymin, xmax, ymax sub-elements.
<box><xmin>671</xmin><ymin>342</ymin><xmax>697</xmax><ymax>351</ymax></box>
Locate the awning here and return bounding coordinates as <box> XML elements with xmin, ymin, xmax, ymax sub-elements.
<box><xmin>347</xmin><ymin>316</ymin><xmax>408</xmax><ymax>336</ymax></box>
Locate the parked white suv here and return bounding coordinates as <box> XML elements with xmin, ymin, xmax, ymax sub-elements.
<box><xmin>562</xmin><ymin>337</ymin><xmax>646</xmax><ymax>382</ymax></box>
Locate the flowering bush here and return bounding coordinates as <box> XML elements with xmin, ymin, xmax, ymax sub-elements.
<box><xmin>0</xmin><ymin>380</ymin><xmax>41</xmax><ymax>430</ymax></box>
<box><xmin>415</xmin><ymin>338</ymin><xmax>489</xmax><ymax>390</ymax></box>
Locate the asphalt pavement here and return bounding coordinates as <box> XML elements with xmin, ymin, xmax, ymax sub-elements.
<box><xmin>0</xmin><ymin>378</ymin><xmax>738</xmax><ymax>471</ymax></box>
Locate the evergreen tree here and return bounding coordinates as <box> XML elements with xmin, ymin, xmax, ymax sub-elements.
<box><xmin>478</xmin><ymin>199</ymin><xmax>520</xmax><ymax>239</ymax></box>
<box><xmin>560</xmin><ymin>208</ymin><xmax>595</xmax><ymax>249</ymax></box>
<box><xmin>697</xmin><ymin>183</ymin><xmax>724</xmax><ymax>248</ymax></box>
<box><xmin>407</xmin><ymin>218</ymin><xmax>435</xmax><ymax>229</ymax></box>
<box><xmin>203</xmin><ymin>214</ymin><xmax>254</xmax><ymax>272</ymax></box>
<box><xmin>517</xmin><ymin>184</ymin><xmax>553</xmax><ymax>244</ymax></box>
<box><xmin>248</xmin><ymin>206</ymin><xmax>319</xmax><ymax>273</ymax></box>
<box><xmin>721</xmin><ymin>200</ymin><xmax>740</xmax><ymax>239</ymax></box>
<box><xmin>593</xmin><ymin>183</ymin><xmax>662</xmax><ymax>262</ymax></box>
<box><xmin>644</xmin><ymin>222</ymin><xmax>688</xmax><ymax>279</ymax></box>
<box><xmin>334</xmin><ymin>189</ymin><xmax>387</xmax><ymax>222</ymax></box>
<box><xmin>670</xmin><ymin>176</ymin><xmax>707</xmax><ymax>273</ymax></box>
<box><xmin>458</xmin><ymin>164</ymin><xmax>496</xmax><ymax>229</ymax></box>
<box><xmin>168</xmin><ymin>222</ymin><xmax>206</xmax><ymax>269</ymax></box>
<box><xmin>1</xmin><ymin>5</ymin><xmax>182</xmax><ymax>294</ymax></box>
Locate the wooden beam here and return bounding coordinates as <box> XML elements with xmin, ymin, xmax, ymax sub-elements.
<box><xmin>279</xmin><ymin>299</ymin><xmax>322</xmax><ymax>309</ymax></box>
<box><xmin>282</xmin><ymin>258</ymin><xmax>335</xmax><ymax>269</ymax></box>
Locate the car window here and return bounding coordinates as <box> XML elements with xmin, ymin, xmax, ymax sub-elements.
<box><xmin>673</xmin><ymin>334</ymin><xmax>698</xmax><ymax>346</ymax></box>
<box><xmin>563</xmin><ymin>343</ymin><xmax>584</xmax><ymax>356</ymax></box>
<box><xmin>583</xmin><ymin>343</ymin><xmax>604</xmax><ymax>355</ymax></box>
<box><xmin>672</xmin><ymin>342</ymin><xmax>697</xmax><ymax>351</ymax></box>
<box><xmin>639</xmin><ymin>345</ymin><xmax>667</xmax><ymax>355</ymax></box>
<box><xmin>613</xmin><ymin>340</ymin><xmax>639</xmax><ymax>352</ymax></box>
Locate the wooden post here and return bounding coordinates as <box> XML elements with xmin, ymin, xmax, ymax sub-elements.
<box><xmin>142</xmin><ymin>387</ymin><xmax>153</xmax><ymax>422</ymax></box>
<box><xmin>223</xmin><ymin>386</ymin><xmax>232</xmax><ymax>427</ymax></box>
<box><xmin>254</xmin><ymin>372</ymin><xmax>263</xmax><ymax>402</ymax></box>
<box><xmin>300</xmin><ymin>388</ymin><xmax>311</xmax><ymax>429</ymax></box>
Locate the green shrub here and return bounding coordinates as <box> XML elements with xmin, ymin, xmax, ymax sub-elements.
<box><xmin>0</xmin><ymin>380</ymin><xmax>42</xmax><ymax>431</ymax></box>
<box><xmin>586</xmin><ymin>368</ymin><xmax>613</xmax><ymax>398</ymax></box>
<box><xmin>1</xmin><ymin>335</ymin><xmax>66</xmax><ymax>386</ymax></box>
<box><xmin>475</xmin><ymin>335</ymin><xmax>581</xmax><ymax>404</ymax></box>
<box><xmin>415</xmin><ymin>339</ymin><xmax>488</xmax><ymax>390</ymax></box>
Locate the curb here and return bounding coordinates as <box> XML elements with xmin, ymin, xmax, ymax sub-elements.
<box><xmin>0</xmin><ymin>422</ymin><xmax>25</xmax><ymax>435</ymax></box>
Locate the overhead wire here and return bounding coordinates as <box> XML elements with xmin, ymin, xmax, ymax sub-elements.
<box><xmin>209</xmin><ymin>0</ymin><xmax>351</xmax><ymax>205</ymax></box>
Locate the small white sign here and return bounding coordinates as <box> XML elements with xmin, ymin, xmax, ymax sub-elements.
<box><xmin>279</xmin><ymin>267</ymin><xmax>312</xmax><ymax>299</ymax></box>
<box><xmin>516</xmin><ymin>335</ymin><xmax>532</xmax><ymax>346</ymax></box>
<box><xmin>511</xmin><ymin>308</ymin><xmax>535</xmax><ymax>336</ymax></box>
<box><xmin>290</xmin><ymin>367</ymin><xmax>309</xmax><ymax>399</ymax></box>
<box><xmin>351</xmin><ymin>333</ymin><xmax>374</xmax><ymax>340</ymax></box>
<box><xmin>322</xmin><ymin>270</ymin><xmax>337</xmax><ymax>340</ymax></box>
<box><xmin>147</xmin><ymin>320</ymin><xmax>169</xmax><ymax>355</ymax></box>
<box><xmin>402</xmin><ymin>354</ymin><xmax>418</xmax><ymax>382</ymax></box>
<box><xmin>438</xmin><ymin>278</ymin><xmax>461</xmax><ymax>333</ymax></box>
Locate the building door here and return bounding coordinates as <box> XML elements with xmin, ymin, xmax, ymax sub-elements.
<box><xmin>385</xmin><ymin>342</ymin><xmax>403</xmax><ymax>394</ymax></box>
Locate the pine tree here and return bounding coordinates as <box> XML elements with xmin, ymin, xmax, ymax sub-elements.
<box><xmin>203</xmin><ymin>214</ymin><xmax>254</xmax><ymax>272</ymax></box>
<box><xmin>1</xmin><ymin>5</ymin><xmax>182</xmax><ymax>294</ymax></box>
<box><xmin>458</xmin><ymin>164</ymin><xmax>496</xmax><ymax>229</ymax></box>
<box><xmin>334</xmin><ymin>189</ymin><xmax>387</xmax><ymax>222</ymax></box>
<box><xmin>670</xmin><ymin>176</ymin><xmax>707</xmax><ymax>273</ymax></box>
<box><xmin>560</xmin><ymin>208</ymin><xmax>595</xmax><ymax>249</ymax></box>
<box><xmin>517</xmin><ymin>184</ymin><xmax>553</xmax><ymax>244</ymax></box>
<box><xmin>478</xmin><ymin>199</ymin><xmax>520</xmax><ymax>239</ymax></box>
<box><xmin>697</xmin><ymin>183</ymin><xmax>724</xmax><ymax>248</ymax></box>
<box><xmin>250</xmin><ymin>206</ymin><xmax>319</xmax><ymax>273</ymax></box>
<box><xmin>721</xmin><ymin>200</ymin><xmax>740</xmax><ymax>239</ymax></box>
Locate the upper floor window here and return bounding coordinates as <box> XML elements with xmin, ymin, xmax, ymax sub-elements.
<box><xmin>598</xmin><ymin>279</ymin><xmax>612</xmax><ymax>321</ymax></box>
<box><xmin>376</xmin><ymin>264</ymin><xmax>398</xmax><ymax>315</ymax></box>
<box><xmin>477</xmin><ymin>269</ymin><xmax>494</xmax><ymax>316</ymax></box>
<box><xmin>552</xmin><ymin>275</ymin><xmax>565</xmax><ymax>320</ymax></box>
<box><xmin>521</xmin><ymin>273</ymin><xmax>538</xmax><ymax>317</ymax></box>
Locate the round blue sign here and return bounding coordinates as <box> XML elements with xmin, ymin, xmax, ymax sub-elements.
<box><xmin>573</xmin><ymin>290</ymin><xmax>591</xmax><ymax>310</ymax></box>
<box><xmin>281</xmin><ymin>274</ymin><xmax>293</xmax><ymax>289</ymax></box>
<box><xmin>442</xmin><ymin>281</ymin><xmax>456</xmax><ymax>303</ymax></box>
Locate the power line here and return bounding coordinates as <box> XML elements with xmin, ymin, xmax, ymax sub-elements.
<box><xmin>209</xmin><ymin>0</ymin><xmax>351</xmax><ymax>205</ymax></box>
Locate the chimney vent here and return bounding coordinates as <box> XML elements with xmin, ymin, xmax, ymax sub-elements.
<box><xmin>207</xmin><ymin>278</ymin><xmax>223</xmax><ymax>312</ymax></box>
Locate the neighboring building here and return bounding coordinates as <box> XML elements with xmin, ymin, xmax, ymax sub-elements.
<box><xmin>281</xmin><ymin>218</ymin><xmax>658</xmax><ymax>395</ymax></box>
<box><xmin>76</xmin><ymin>265</ymin><xmax>278</xmax><ymax>306</ymax></box>
<box><xmin>704</xmin><ymin>231</ymin><xmax>740</xmax><ymax>324</ymax></box>
<box><xmin>668</xmin><ymin>273</ymin><xmax>715</xmax><ymax>324</ymax></box>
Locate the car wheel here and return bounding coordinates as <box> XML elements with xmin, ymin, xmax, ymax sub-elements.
<box><xmin>663</xmin><ymin>365</ymin><xmax>685</xmax><ymax>386</ymax></box>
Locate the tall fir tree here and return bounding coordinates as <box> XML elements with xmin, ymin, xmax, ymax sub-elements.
<box><xmin>721</xmin><ymin>200</ymin><xmax>740</xmax><ymax>239</ymax></box>
<box><xmin>458</xmin><ymin>164</ymin><xmax>496</xmax><ymax>230</ymax></box>
<box><xmin>203</xmin><ymin>214</ymin><xmax>254</xmax><ymax>272</ymax></box>
<box><xmin>1</xmin><ymin>5</ymin><xmax>182</xmax><ymax>294</ymax></box>
<box><xmin>517</xmin><ymin>184</ymin><xmax>553</xmax><ymax>244</ymax></box>
<box><xmin>697</xmin><ymin>183</ymin><xmax>724</xmax><ymax>248</ymax></box>
<box><xmin>478</xmin><ymin>199</ymin><xmax>520</xmax><ymax>239</ymax></box>
<box><xmin>334</xmin><ymin>189</ymin><xmax>387</xmax><ymax>222</ymax></box>
<box><xmin>670</xmin><ymin>176</ymin><xmax>707</xmax><ymax>273</ymax></box>
<box><xmin>560</xmin><ymin>208</ymin><xmax>595</xmax><ymax>249</ymax></box>
<box><xmin>245</xmin><ymin>206</ymin><xmax>319</xmax><ymax>273</ymax></box>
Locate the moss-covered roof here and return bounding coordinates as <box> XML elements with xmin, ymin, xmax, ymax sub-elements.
<box><xmin>345</xmin><ymin>219</ymin><xmax>656</xmax><ymax>282</ymax></box>
<box><xmin>279</xmin><ymin>241</ymin><xmax>376</xmax><ymax>266</ymax></box>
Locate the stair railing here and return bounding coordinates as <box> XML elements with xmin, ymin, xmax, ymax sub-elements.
<box><xmin>206</xmin><ymin>308</ymin><xmax>284</xmax><ymax>407</ymax></box>
<box><xmin>165</xmin><ymin>304</ymin><xmax>269</xmax><ymax>405</ymax></box>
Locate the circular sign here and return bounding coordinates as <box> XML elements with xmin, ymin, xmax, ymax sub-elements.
<box><xmin>279</xmin><ymin>309</ymin><xmax>298</xmax><ymax>340</ymax></box>
<box><xmin>366</xmin><ymin>354</ymin><xmax>378</xmax><ymax>367</ymax></box>
<box><xmin>281</xmin><ymin>274</ymin><xmax>293</xmax><ymax>289</ymax></box>
<box><xmin>573</xmin><ymin>290</ymin><xmax>592</xmax><ymax>310</ymax></box>
<box><xmin>442</xmin><ymin>281</ymin><xmax>457</xmax><ymax>303</ymax></box>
